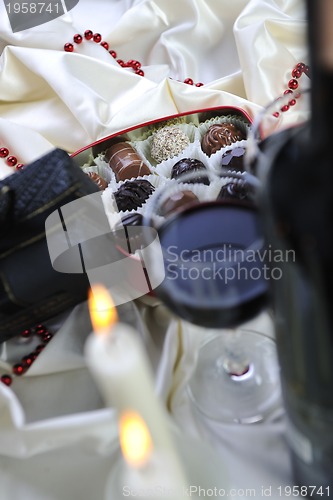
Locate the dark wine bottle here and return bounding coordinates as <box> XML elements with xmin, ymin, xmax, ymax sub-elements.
<box><xmin>257</xmin><ymin>0</ymin><xmax>333</xmax><ymax>496</ymax></box>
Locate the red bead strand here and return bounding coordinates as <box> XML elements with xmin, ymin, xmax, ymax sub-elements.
<box><xmin>0</xmin><ymin>145</ymin><xmax>23</xmax><ymax>169</ymax></box>
<box><xmin>0</xmin><ymin>324</ymin><xmax>53</xmax><ymax>385</ymax></box>
<box><xmin>273</xmin><ymin>62</ymin><xmax>310</xmax><ymax>118</ymax></box>
<box><xmin>63</xmin><ymin>28</ymin><xmax>205</xmax><ymax>84</ymax></box>
<box><xmin>64</xmin><ymin>30</ymin><xmax>145</xmax><ymax>77</ymax></box>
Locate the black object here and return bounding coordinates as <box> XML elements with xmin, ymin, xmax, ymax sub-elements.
<box><xmin>259</xmin><ymin>123</ymin><xmax>333</xmax><ymax>496</ymax></box>
<box><xmin>257</xmin><ymin>0</ymin><xmax>333</xmax><ymax>488</ymax></box>
<box><xmin>0</xmin><ymin>148</ymin><xmax>99</xmax><ymax>343</ymax></box>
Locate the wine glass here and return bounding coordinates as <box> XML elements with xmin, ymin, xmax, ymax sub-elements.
<box><xmin>142</xmin><ymin>168</ymin><xmax>281</xmax><ymax>423</ymax></box>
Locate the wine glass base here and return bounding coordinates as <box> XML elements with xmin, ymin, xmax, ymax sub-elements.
<box><xmin>187</xmin><ymin>329</ymin><xmax>282</xmax><ymax>424</ymax></box>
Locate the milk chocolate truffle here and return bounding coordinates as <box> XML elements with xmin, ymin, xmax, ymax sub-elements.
<box><xmin>221</xmin><ymin>147</ymin><xmax>246</xmax><ymax>172</ymax></box>
<box><xmin>106</xmin><ymin>142</ymin><xmax>151</xmax><ymax>182</ymax></box>
<box><xmin>86</xmin><ymin>171</ymin><xmax>108</xmax><ymax>190</ymax></box>
<box><xmin>171</xmin><ymin>158</ymin><xmax>209</xmax><ymax>184</ymax></box>
<box><xmin>114</xmin><ymin>179</ymin><xmax>155</xmax><ymax>212</ymax></box>
<box><xmin>150</xmin><ymin>126</ymin><xmax>190</xmax><ymax>163</ymax></box>
<box><xmin>161</xmin><ymin>190</ymin><xmax>199</xmax><ymax>216</ymax></box>
<box><xmin>201</xmin><ymin>123</ymin><xmax>245</xmax><ymax>156</ymax></box>
<box><xmin>218</xmin><ymin>180</ymin><xmax>251</xmax><ymax>202</ymax></box>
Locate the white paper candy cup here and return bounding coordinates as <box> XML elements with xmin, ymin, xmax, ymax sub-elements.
<box><xmin>82</xmin><ymin>154</ymin><xmax>113</xmax><ymax>185</ymax></box>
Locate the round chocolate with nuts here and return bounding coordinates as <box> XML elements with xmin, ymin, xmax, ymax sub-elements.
<box><xmin>150</xmin><ymin>126</ymin><xmax>190</xmax><ymax>163</ymax></box>
<box><xmin>201</xmin><ymin>123</ymin><xmax>245</xmax><ymax>156</ymax></box>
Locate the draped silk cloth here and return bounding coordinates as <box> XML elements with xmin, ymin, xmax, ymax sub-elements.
<box><xmin>0</xmin><ymin>1</ymin><xmax>307</xmax><ymax>498</ymax></box>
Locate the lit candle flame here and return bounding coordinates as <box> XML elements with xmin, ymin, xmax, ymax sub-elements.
<box><xmin>119</xmin><ymin>411</ymin><xmax>153</xmax><ymax>468</ymax></box>
<box><xmin>88</xmin><ymin>284</ymin><xmax>118</xmax><ymax>334</ymax></box>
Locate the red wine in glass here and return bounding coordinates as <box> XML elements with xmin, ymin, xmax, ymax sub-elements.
<box><xmin>143</xmin><ymin>169</ymin><xmax>281</xmax><ymax>423</ymax></box>
<box><xmin>155</xmin><ymin>199</ymin><xmax>269</xmax><ymax>329</ymax></box>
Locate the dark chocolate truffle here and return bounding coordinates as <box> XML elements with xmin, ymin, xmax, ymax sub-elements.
<box><xmin>201</xmin><ymin>123</ymin><xmax>245</xmax><ymax>156</ymax></box>
<box><xmin>114</xmin><ymin>179</ymin><xmax>155</xmax><ymax>212</ymax></box>
<box><xmin>150</xmin><ymin>126</ymin><xmax>190</xmax><ymax>163</ymax></box>
<box><xmin>221</xmin><ymin>147</ymin><xmax>246</xmax><ymax>172</ymax></box>
<box><xmin>86</xmin><ymin>171</ymin><xmax>108</xmax><ymax>190</ymax></box>
<box><xmin>160</xmin><ymin>190</ymin><xmax>199</xmax><ymax>216</ymax></box>
<box><xmin>218</xmin><ymin>180</ymin><xmax>251</xmax><ymax>202</ymax></box>
<box><xmin>106</xmin><ymin>142</ymin><xmax>151</xmax><ymax>181</ymax></box>
<box><xmin>114</xmin><ymin>213</ymin><xmax>145</xmax><ymax>254</ymax></box>
<box><xmin>120</xmin><ymin>213</ymin><xmax>143</xmax><ymax>227</ymax></box>
<box><xmin>171</xmin><ymin>158</ymin><xmax>209</xmax><ymax>185</ymax></box>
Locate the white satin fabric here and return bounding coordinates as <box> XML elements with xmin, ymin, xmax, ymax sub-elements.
<box><xmin>0</xmin><ymin>1</ymin><xmax>308</xmax><ymax>499</ymax></box>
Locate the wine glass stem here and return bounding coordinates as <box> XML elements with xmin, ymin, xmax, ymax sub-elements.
<box><xmin>219</xmin><ymin>330</ymin><xmax>250</xmax><ymax>377</ymax></box>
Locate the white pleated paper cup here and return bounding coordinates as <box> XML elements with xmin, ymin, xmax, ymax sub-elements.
<box><xmin>82</xmin><ymin>154</ymin><xmax>113</xmax><ymax>185</ymax></box>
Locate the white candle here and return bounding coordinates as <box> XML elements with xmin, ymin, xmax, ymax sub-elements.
<box><xmin>107</xmin><ymin>411</ymin><xmax>186</xmax><ymax>500</ymax></box>
<box><xmin>120</xmin><ymin>450</ymin><xmax>185</xmax><ymax>500</ymax></box>
<box><xmin>85</xmin><ymin>285</ymin><xmax>187</xmax><ymax>479</ymax></box>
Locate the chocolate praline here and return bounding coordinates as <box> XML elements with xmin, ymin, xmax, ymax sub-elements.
<box><xmin>86</xmin><ymin>171</ymin><xmax>108</xmax><ymax>190</ymax></box>
<box><xmin>221</xmin><ymin>147</ymin><xmax>246</xmax><ymax>172</ymax></box>
<box><xmin>106</xmin><ymin>142</ymin><xmax>151</xmax><ymax>182</ymax></box>
<box><xmin>150</xmin><ymin>126</ymin><xmax>190</xmax><ymax>163</ymax></box>
<box><xmin>201</xmin><ymin>123</ymin><xmax>245</xmax><ymax>156</ymax></box>
<box><xmin>114</xmin><ymin>179</ymin><xmax>155</xmax><ymax>212</ymax></box>
<box><xmin>160</xmin><ymin>190</ymin><xmax>199</xmax><ymax>216</ymax></box>
<box><xmin>218</xmin><ymin>180</ymin><xmax>252</xmax><ymax>203</ymax></box>
<box><xmin>171</xmin><ymin>158</ymin><xmax>209</xmax><ymax>185</ymax></box>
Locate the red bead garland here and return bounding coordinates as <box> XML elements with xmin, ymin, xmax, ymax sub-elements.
<box><xmin>64</xmin><ymin>30</ymin><xmax>145</xmax><ymax>77</ymax></box>
<box><xmin>0</xmin><ymin>324</ymin><xmax>53</xmax><ymax>386</ymax></box>
<box><xmin>0</xmin><ymin>147</ymin><xmax>9</xmax><ymax>158</ymax></box>
<box><xmin>93</xmin><ymin>33</ymin><xmax>102</xmax><ymax>43</ymax></box>
<box><xmin>63</xmin><ymin>29</ymin><xmax>205</xmax><ymax>85</ymax></box>
<box><xmin>73</xmin><ymin>34</ymin><xmax>82</xmax><ymax>44</ymax></box>
<box><xmin>64</xmin><ymin>42</ymin><xmax>74</xmax><ymax>52</ymax></box>
<box><xmin>273</xmin><ymin>62</ymin><xmax>310</xmax><ymax>118</ymax></box>
<box><xmin>0</xmin><ymin>145</ymin><xmax>23</xmax><ymax>169</ymax></box>
<box><xmin>84</xmin><ymin>29</ymin><xmax>93</xmax><ymax>40</ymax></box>
<box><xmin>6</xmin><ymin>155</ymin><xmax>17</xmax><ymax>166</ymax></box>
<box><xmin>0</xmin><ymin>374</ymin><xmax>12</xmax><ymax>386</ymax></box>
